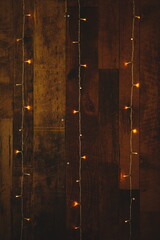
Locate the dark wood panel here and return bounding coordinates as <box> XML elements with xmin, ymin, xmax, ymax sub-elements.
<box><xmin>98</xmin><ymin>0</ymin><xmax>119</xmax><ymax>69</ymax></box>
<box><xmin>140</xmin><ymin>0</ymin><xmax>160</xmax><ymax>239</ymax></box>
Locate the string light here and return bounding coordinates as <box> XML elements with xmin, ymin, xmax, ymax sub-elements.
<box><xmin>81</xmin><ymin>155</ymin><xmax>87</xmax><ymax>159</ymax></box>
<box><xmin>125</xmin><ymin>220</ymin><xmax>130</xmax><ymax>223</ymax></box>
<box><xmin>67</xmin><ymin>162</ymin><xmax>70</xmax><ymax>165</ymax></box>
<box><xmin>124</xmin><ymin>61</ymin><xmax>132</xmax><ymax>66</ymax></box>
<box><xmin>72</xmin><ymin>41</ymin><xmax>79</xmax><ymax>44</ymax></box>
<box><xmin>24</xmin><ymin>105</ymin><xmax>32</xmax><ymax>110</ymax></box>
<box><xmin>25</xmin><ymin>13</ymin><xmax>31</xmax><ymax>17</ymax></box>
<box><xmin>124</xmin><ymin>106</ymin><xmax>131</xmax><ymax>110</ymax></box>
<box><xmin>134</xmin><ymin>15</ymin><xmax>140</xmax><ymax>19</ymax></box>
<box><xmin>72</xmin><ymin>201</ymin><xmax>79</xmax><ymax>207</ymax></box>
<box><xmin>15</xmin><ymin>150</ymin><xmax>22</xmax><ymax>154</ymax></box>
<box><xmin>80</xmin><ymin>18</ymin><xmax>87</xmax><ymax>21</ymax></box>
<box><xmin>15</xmin><ymin>195</ymin><xmax>22</xmax><ymax>198</ymax></box>
<box><xmin>72</xmin><ymin>109</ymin><xmax>79</xmax><ymax>114</ymax></box>
<box><xmin>133</xmin><ymin>82</ymin><xmax>140</xmax><ymax>88</ymax></box>
<box><xmin>23</xmin><ymin>173</ymin><xmax>30</xmax><ymax>176</ymax></box>
<box><xmin>76</xmin><ymin>179</ymin><xmax>80</xmax><ymax>183</ymax></box>
<box><xmin>16</xmin><ymin>83</ymin><xmax>22</xmax><ymax>86</ymax></box>
<box><xmin>16</xmin><ymin>38</ymin><xmax>22</xmax><ymax>42</ymax></box>
<box><xmin>131</xmin><ymin>152</ymin><xmax>138</xmax><ymax>155</ymax></box>
<box><xmin>24</xmin><ymin>218</ymin><xmax>31</xmax><ymax>222</ymax></box>
<box><xmin>24</xmin><ymin>59</ymin><xmax>32</xmax><ymax>64</ymax></box>
<box><xmin>73</xmin><ymin>226</ymin><xmax>80</xmax><ymax>230</ymax></box>
<box><xmin>80</xmin><ymin>64</ymin><xmax>87</xmax><ymax>68</ymax></box>
<box><xmin>132</xmin><ymin>128</ymin><xmax>138</xmax><ymax>134</ymax></box>
<box><xmin>123</xmin><ymin>174</ymin><xmax>130</xmax><ymax>178</ymax></box>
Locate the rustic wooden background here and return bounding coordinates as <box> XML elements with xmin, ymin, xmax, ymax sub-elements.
<box><xmin>0</xmin><ymin>0</ymin><xmax>160</xmax><ymax>239</ymax></box>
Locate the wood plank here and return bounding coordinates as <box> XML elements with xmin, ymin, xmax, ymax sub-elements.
<box><xmin>33</xmin><ymin>0</ymin><xmax>66</xmax><ymax>239</ymax></box>
<box><xmin>140</xmin><ymin>0</ymin><xmax>160</xmax><ymax>239</ymax></box>
<box><xmin>98</xmin><ymin>0</ymin><xmax>119</xmax><ymax>69</ymax></box>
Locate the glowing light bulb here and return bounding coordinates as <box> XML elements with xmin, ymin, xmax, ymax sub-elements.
<box><xmin>123</xmin><ymin>174</ymin><xmax>130</xmax><ymax>178</ymax></box>
<box><xmin>67</xmin><ymin>162</ymin><xmax>70</xmax><ymax>165</ymax></box>
<box><xmin>24</xmin><ymin>173</ymin><xmax>30</xmax><ymax>176</ymax></box>
<box><xmin>81</xmin><ymin>155</ymin><xmax>87</xmax><ymax>159</ymax></box>
<box><xmin>72</xmin><ymin>110</ymin><xmax>79</xmax><ymax>114</ymax></box>
<box><xmin>72</xmin><ymin>41</ymin><xmax>79</xmax><ymax>44</ymax></box>
<box><xmin>124</xmin><ymin>61</ymin><xmax>132</xmax><ymax>66</ymax></box>
<box><xmin>80</xmin><ymin>64</ymin><xmax>87</xmax><ymax>68</ymax></box>
<box><xmin>25</xmin><ymin>59</ymin><xmax>32</xmax><ymax>64</ymax></box>
<box><xmin>73</xmin><ymin>226</ymin><xmax>79</xmax><ymax>230</ymax></box>
<box><xmin>24</xmin><ymin>218</ymin><xmax>31</xmax><ymax>222</ymax></box>
<box><xmin>15</xmin><ymin>150</ymin><xmax>21</xmax><ymax>154</ymax></box>
<box><xmin>131</xmin><ymin>37</ymin><xmax>134</xmax><ymax>41</ymax></box>
<box><xmin>132</xmin><ymin>197</ymin><xmax>136</xmax><ymax>201</ymax></box>
<box><xmin>124</xmin><ymin>106</ymin><xmax>130</xmax><ymax>110</ymax></box>
<box><xmin>125</xmin><ymin>220</ymin><xmax>130</xmax><ymax>223</ymax></box>
<box><xmin>15</xmin><ymin>195</ymin><xmax>21</xmax><ymax>198</ymax></box>
<box><xmin>24</xmin><ymin>105</ymin><xmax>31</xmax><ymax>110</ymax></box>
<box><xmin>25</xmin><ymin>13</ymin><xmax>31</xmax><ymax>17</ymax></box>
<box><xmin>132</xmin><ymin>129</ymin><xmax>138</xmax><ymax>134</ymax></box>
<box><xmin>133</xmin><ymin>83</ymin><xmax>140</xmax><ymax>88</ymax></box>
<box><xmin>16</xmin><ymin>83</ymin><xmax>22</xmax><ymax>86</ymax></box>
<box><xmin>135</xmin><ymin>15</ymin><xmax>141</xmax><ymax>19</ymax></box>
<box><xmin>16</xmin><ymin>38</ymin><xmax>22</xmax><ymax>42</ymax></box>
<box><xmin>80</xmin><ymin>18</ymin><xmax>87</xmax><ymax>21</ymax></box>
<box><xmin>72</xmin><ymin>201</ymin><xmax>79</xmax><ymax>207</ymax></box>
<box><xmin>132</xmin><ymin>152</ymin><xmax>138</xmax><ymax>155</ymax></box>
<box><xmin>76</xmin><ymin>180</ymin><xmax>80</xmax><ymax>183</ymax></box>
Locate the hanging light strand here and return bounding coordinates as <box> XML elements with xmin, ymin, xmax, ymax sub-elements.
<box><xmin>78</xmin><ymin>0</ymin><xmax>82</xmax><ymax>239</ymax></box>
<box><xmin>20</xmin><ymin>0</ymin><xmax>25</xmax><ymax>239</ymax></box>
<box><xmin>128</xmin><ymin>1</ymin><xmax>139</xmax><ymax>239</ymax></box>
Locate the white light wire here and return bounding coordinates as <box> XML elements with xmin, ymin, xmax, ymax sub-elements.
<box><xmin>129</xmin><ymin>1</ymin><xmax>136</xmax><ymax>239</ymax></box>
<box><xmin>20</xmin><ymin>0</ymin><xmax>25</xmax><ymax>239</ymax></box>
<box><xmin>77</xmin><ymin>0</ymin><xmax>82</xmax><ymax>239</ymax></box>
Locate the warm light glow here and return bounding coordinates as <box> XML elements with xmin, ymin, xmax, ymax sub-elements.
<box><xmin>25</xmin><ymin>59</ymin><xmax>32</xmax><ymax>64</ymax></box>
<box><xmin>132</xmin><ymin>129</ymin><xmax>138</xmax><ymax>134</ymax></box>
<box><xmin>25</xmin><ymin>13</ymin><xmax>31</xmax><ymax>17</ymax></box>
<box><xmin>132</xmin><ymin>198</ymin><xmax>136</xmax><ymax>201</ymax></box>
<box><xmin>72</xmin><ymin>109</ymin><xmax>79</xmax><ymax>114</ymax></box>
<box><xmin>72</xmin><ymin>201</ymin><xmax>79</xmax><ymax>207</ymax></box>
<box><xmin>132</xmin><ymin>152</ymin><xmax>138</xmax><ymax>155</ymax></box>
<box><xmin>80</xmin><ymin>18</ymin><xmax>87</xmax><ymax>21</ymax></box>
<box><xmin>16</xmin><ymin>83</ymin><xmax>22</xmax><ymax>86</ymax></box>
<box><xmin>124</xmin><ymin>61</ymin><xmax>131</xmax><ymax>66</ymax></box>
<box><xmin>124</xmin><ymin>106</ymin><xmax>130</xmax><ymax>110</ymax></box>
<box><xmin>131</xmin><ymin>37</ymin><xmax>134</xmax><ymax>41</ymax></box>
<box><xmin>135</xmin><ymin>15</ymin><xmax>141</xmax><ymax>19</ymax></box>
<box><xmin>15</xmin><ymin>150</ymin><xmax>21</xmax><ymax>154</ymax></box>
<box><xmin>80</xmin><ymin>64</ymin><xmax>87</xmax><ymax>68</ymax></box>
<box><xmin>81</xmin><ymin>155</ymin><xmax>87</xmax><ymax>159</ymax></box>
<box><xmin>73</xmin><ymin>226</ymin><xmax>79</xmax><ymax>230</ymax></box>
<box><xmin>72</xmin><ymin>41</ymin><xmax>79</xmax><ymax>44</ymax></box>
<box><xmin>133</xmin><ymin>83</ymin><xmax>140</xmax><ymax>88</ymax></box>
<box><xmin>76</xmin><ymin>180</ymin><xmax>80</xmax><ymax>183</ymax></box>
<box><xmin>24</xmin><ymin>173</ymin><xmax>30</xmax><ymax>176</ymax></box>
<box><xmin>24</xmin><ymin>218</ymin><xmax>31</xmax><ymax>222</ymax></box>
<box><xmin>24</xmin><ymin>105</ymin><xmax>31</xmax><ymax>110</ymax></box>
<box><xmin>15</xmin><ymin>195</ymin><xmax>21</xmax><ymax>198</ymax></box>
<box><xmin>125</xmin><ymin>220</ymin><xmax>130</xmax><ymax>223</ymax></box>
<box><xmin>67</xmin><ymin>162</ymin><xmax>70</xmax><ymax>165</ymax></box>
<box><xmin>19</xmin><ymin>129</ymin><xmax>22</xmax><ymax>132</ymax></box>
<box><xmin>16</xmin><ymin>38</ymin><xmax>22</xmax><ymax>42</ymax></box>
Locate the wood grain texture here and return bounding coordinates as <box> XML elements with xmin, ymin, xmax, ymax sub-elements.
<box><xmin>140</xmin><ymin>0</ymin><xmax>160</xmax><ymax>239</ymax></box>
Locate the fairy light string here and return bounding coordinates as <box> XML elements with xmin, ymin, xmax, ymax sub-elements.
<box><xmin>124</xmin><ymin>0</ymin><xmax>140</xmax><ymax>239</ymax></box>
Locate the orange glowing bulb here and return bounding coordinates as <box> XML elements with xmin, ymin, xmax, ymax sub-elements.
<box><xmin>124</xmin><ymin>106</ymin><xmax>130</xmax><ymax>110</ymax></box>
<box><xmin>72</xmin><ymin>41</ymin><xmax>79</xmax><ymax>44</ymax></box>
<box><xmin>135</xmin><ymin>15</ymin><xmax>141</xmax><ymax>19</ymax></box>
<box><xmin>134</xmin><ymin>83</ymin><xmax>140</xmax><ymax>88</ymax></box>
<box><xmin>25</xmin><ymin>13</ymin><xmax>31</xmax><ymax>17</ymax></box>
<box><xmin>24</xmin><ymin>218</ymin><xmax>31</xmax><ymax>222</ymax></box>
<box><xmin>81</xmin><ymin>64</ymin><xmax>87</xmax><ymax>68</ymax></box>
<box><xmin>24</xmin><ymin>105</ymin><xmax>31</xmax><ymax>110</ymax></box>
<box><xmin>72</xmin><ymin>110</ymin><xmax>79</xmax><ymax>114</ymax></box>
<box><xmin>15</xmin><ymin>150</ymin><xmax>21</xmax><ymax>154</ymax></box>
<box><xmin>15</xmin><ymin>195</ymin><xmax>21</xmax><ymax>198</ymax></box>
<box><xmin>124</xmin><ymin>61</ymin><xmax>131</xmax><ymax>66</ymax></box>
<box><xmin>25</xmin><ymin>59</ymin><xmax>32</xmax><ymax>64</ymax></box>
<box><xmin>16</xmin><ymin>38</ymin><xmax>22</xmax><ymax>42</ymax></box>
<box><xmin>81</xmin><ymin>155</ymin><xmax>87</xmax><ymax>159</ymax></box>
<box><xmin>80</xmin><ymin>18</ymin><xmax>87</xmax><ymax>21</ymax></box>
<box><xmin>132</xmin><ymin>129</ymin><xmax>138</xmax><ymax>134</ymax></box>
<box><xmin>72</xmin><ymin>201</ymin><xmax>79</xmax><ymax>207</ymax></box>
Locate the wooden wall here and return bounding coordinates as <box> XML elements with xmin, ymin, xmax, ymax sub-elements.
<box><xmin>0</xmin><ymin>0</ymin><xmax>160</xmax><ymax>239</ymax></box>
